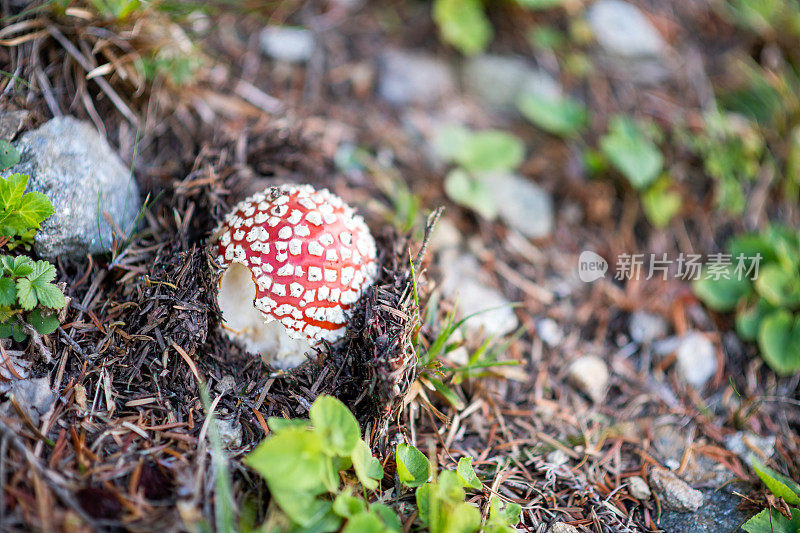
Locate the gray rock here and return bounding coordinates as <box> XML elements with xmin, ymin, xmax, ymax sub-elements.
<box><xmin>7</xmin><ymin>377</ymin><xmax>54</xmax><ymax>426</ymax></box>
<box><xmin>649</xmin><ymin>467</ymin><xmax>704</xmax><ymax>512</ymax></box>
<box><xmin>0</xmin><ymin>110</ymin><xmax>29</xmax><ymax>141</ymax></box>
<box><xmin>3</xmin><ymin>117</ymin><xmax>142</xmax><ymax>259</ymax></box>
<box><xmin>629</xmin><ymin>311</ymin><xmax>668</xmax><ymax>344</ymax></box>
<box><xmin>676</xmin><ymin>332</ymin><xmax>717</xmax><ymax>388</ymax></box>
<box><xmin>463</xmin><ymin>54</ymin><xmax>561</xmax><ymax>113</ymax></box>
<box><xmin>428</xmin><ymin>216</ymin><xmax>463</xmax><ymax>253</ymax></box>
<box><xmin>658</xmin><ymin>482</ymin><xmax>749</xmax><ymax>533</ymax></box>
<box><xmin>439</xmin><ymin>251</ymin><xmax>518</xmax><ymax>338</ymax></box>
<box><xmin>259</xmin><ymin>26</ymin><xmax>316</xmax><ymax>63</ymax></box>
<box><xmin>567</xmin><ymin>355</ymin><xmax>609</xmax><ymax>402</ymax></box>
<box><xmin>485</xmin><ymin>173</ymin><xmax>553</xmax><ymax>239</ymax></box>
<box><xmin>378</xmin><ymin>49</ymin><xmax>455</xmax><ymax>106</ymax></box>
<box><xmin>536</xmin><ymin>318</ymin><xmax>563</xmax><ymax>347</ymax></box>
<box><xmin>627</xmin><ymin>476</ymin><xmax>651</xmax><ymax>500</ymax></box>
<box><xmin>550</xmin><ymin>523</ymin><xmax>579</xmax><ymax>533</ymax></box>
<box><xmin>586</xmin><ymin>0</ymin><xmax>665</xmax><ymax>58</ymax></box>
<box><xmin>725</xmin><ymin>432</ymin><xmax>776</xmax><ymax>465</ymax></box>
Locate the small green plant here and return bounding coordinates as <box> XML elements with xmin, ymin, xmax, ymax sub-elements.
<box><xmin>434</xmin><ymin>126</ymin><xmax>524</xmax><ymax>219</ymax></box>
<box><xmin>0</xmin><ymin>141</ymin><xmax>20</xmax><ymax>172</ymax></box>
<box><xmin>396</xmin><ymin>443</ymin><xmax>521</xmax><ymax>533</ymax></box>
<box><xmin>742</xmin><ymin>457</ymin><xmax>800</xmax><ymax>533</ymax></box>
<box><xmin>517</xmin><ymin>92</ymin><xmax>588</xmax><ymax>138</ymax></box>
<box><xmin>432</xmin><ymin>0</ymin><xmax>567</xmax><ymax>55</ymax></box>
<box><xmin>244</xmin><ymin>396</ymin><xmax>521</xmax><ymax>532</ymax></box>
<box><xmin>0</xmin><ymin>173</ymin><xmax>64</xmax><ymax>341</ymax></box>
<box><xmin>599</xmin><ymin>116</ymin><xmax>664</xmax><ymax>190</ymax></box>
<box><xmin>693</xmin><ymin>225</ymin><xmax>800</xmax><ymax>375</ymax></box>
<box><xmin>244</xmin><ymin>396</ymin><xmax>389</xmax><ymax>531</ymax></box>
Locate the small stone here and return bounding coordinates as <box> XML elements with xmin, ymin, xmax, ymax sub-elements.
<box><xmin>546</xmin><ymin>449</ymin><xmax>569</xmax><ymax>466</ymax></box>
<box><xmin>567</xmin><ymin>355</ymin><xmax>609</xmax><ymax>402</ymax></box>
<box><xmin>428</xmin><ymin>216</ymin><xmax>463</xmax><ymax>253</ymax></box>
<box><xmin>657</xmin><ymin>481</ymin><xmax>750</xmax><ymax>533</ymax></box>
<box><xmin>536</xmin><ymin>318</ymin><xmax>563</xmax><ymax>347</ymax></box>
<box><xmin>0</xmin><ymin>110</ymin><xmax>30</xmax><ymax>141</ymax></box>
<box><xmin>724</xmin><ymin>432</ymin><xmax>776</xmax><ymax>465</ymax></box>
<box><xmin>2</xmin><ymin>116</ymin><xmax>142</xmax><ymax>260</ymax></box>
<box><xmin>675</xmin><ymin>332</ymin><xmax>717</xmax><ymax>388</ymax></box>
<box><xmin>378</xmin><ymin>49</ymin><xmax>454</xmax><ymax>106</ymax></box>
<box><xmin>586</xmin><ymin>0</ymin><xmax>665</xmax><ymax>58</ymax></box>
<box><xmin>7</xmin><ymin>377</ymin><xmax>55</xmax><ymax>426</ymax></box>
<box><xmin>550</xmin><ymin>523</ymin><xmax>579</xmax><ymax>533</ymax></box>
<box><xmin>439</xmin><ymin>251</ymin><xmax>518</xmax><ymax>338</ymax></box>
<box><xmin>649</xmin><ymin>467</ymin><xmax>703</xmax><ymax>512</ymax></box>
<box><xmin>629</xmin><ymin>311</ymin><xmax>668</xmax><ymax>344</ymax></box>
<box><xmin>463</xmin><ymin>54</ymin><xmax>561</xmax><ymax>113</ymax></box>
<box><xmin>484</xmin><ymin>173</ymin><xmax>554</xmax><ymax>239</ymax></box>
<box><xmin>215</xmin><ymin>417</ymin><xmax>242</xmax><ymax>449</ymax></box>
<box><xmin>259</xmin><ymin>26</ymin><xmax>315</xmax><ymax>63</ymax></box>
<box><xmin>627</xmin><ymin>476</ymin><xmax>651</xmax><ymax>500</ymax></box>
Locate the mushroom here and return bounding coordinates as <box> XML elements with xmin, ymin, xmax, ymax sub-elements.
<box><xmin>212</xmin><ymin>184</ymin><xmax>378</xmax><ymax>369</ymax></box>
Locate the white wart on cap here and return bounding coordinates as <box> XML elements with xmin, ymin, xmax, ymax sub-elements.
<box><xmin>212</xmin><ymin>184</ymin><xmax>378</xmax><ymax>369</ymax></box>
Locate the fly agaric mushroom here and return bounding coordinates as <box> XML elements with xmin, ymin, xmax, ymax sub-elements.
<box><xmin>212</xmin><ymin>184</ymin><xmax>378</xmax><ymax>369</ymax></box>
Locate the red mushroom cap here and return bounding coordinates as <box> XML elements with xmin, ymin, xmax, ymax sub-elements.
<box><xmin>213</xmin><ymin>185</ymin><xmax>378</xmax><ymax>344</ymax></box>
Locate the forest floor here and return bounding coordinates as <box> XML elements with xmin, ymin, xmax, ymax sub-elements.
<box><xmin>0</xmin><ymin>1</ymin><xmax>798</xmax><ymax>532</ymax></box>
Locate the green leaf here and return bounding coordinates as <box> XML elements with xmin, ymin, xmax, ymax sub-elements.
<box><xmin>0</xmin><ymin>141</ymin><xmax>20</xmax><ymax>172</ymax></box>
<box><xmin>758</xmin><ymin>310</ymin><xmax>800</xmax><ymax>376</ymax></box>
<box><xmin>600</xmin><ymin>116</ymin><xmax>664</xmax><ymax>189</ymax></box>
<box><xmin>342</xmin><ymin>511</ymin><xmax>385</xmax><ymax>533</ymax></box>
<box><xmin>332</xmin><ymin>491</ymin><xmax>366</xmax><ymax>518</ymax></box>
<box><xmin>517</xmin><ymin>0</ymin><xmax>566</xmax><ymax>9</ymax></box>
<box><xmin>730</xmin><ymin>234</ymin><xmax>778</xmax><ymax>265</ymax></box>
<box><xmin>456</xmin><ymin>457</ymin><xmax>482</xmax><ymax>489</ymax></box>
<box><xmin>0</xmin><ymin>322</ymin><xmax>26</xmax><ymax>341</ymax></box>
<box><xmin>415</xmin><ymin>483</ymin><xmax>432</xmax><ymax>525</ymax></box>
<box><xmin>433</xmin><ymin>125</ymin><xmax>472</xmax><ymax>163</ymax></box>
<box><xmin>642</xmin><ymin>177</ymin><xmax>682</xmax><ymax>228</ymax></box>
<box><xmin>0</xmin><ymin>277</ymin><xmax>16</xmax><ymax>306</ymax></box>
<box><xmin>736</xmin><ymin>299</ymin><xmax>775</xmax><ymax>341</ymax></box>
<box><xmin>27</xmin><ymin>309</ymin><xmax>60</xmax><ymax>335</ymax></box>
<box><xmin>14</xmin><ymin>191</ymin><xmax>54</xmax><ymax>230</ymax></box>
<box><xmin>0</xmin><ymin>173</ymin><xmax>27</xmax><ymax>211</ymax></box>
<box><xmin>444</xmin><ymin>169</ymin><xmax>497</xmax><ymax>220</ymax></box>
<box><xmin>517</xmin><ymin>93</ymin><xmax>588</xmax><ymax>137</ymax></box>
<box><xmin>426</xmin><ymin>376</ymin><xmax>465</xmax><ymax>410</ymax></box>
<box><xmin>268</xmin><ymin>416</ymin><xmax>311</xmax><ymax>432</ymax></box>
<box><xmin>487</xmin><ymin>496</ymin><xmax>522</xmax><ymax>529</ymax></box>
<box><xmin>751</xmin><ymin>457</ymin><xmax>800</xmax><ymax>505</ymax></box>
<box><xmin>742</xmin><ymin>507</ymin><xmax>800</xmax><ymax>533</ymax></box>
<box><xmin>352</xmin><ymin>439</ymin><xmax>383</xmax><ymax>491</ymax></box>
<box><xmin>440</xmin><ymin>500</ymin><xmax>481</xmax><ymax>533</ymax></box>
<box><xmin>369</xmin><ymin>503</ymin><xmax>402</xmax><ymax>532</ymax></box>
<box><xmin>692</xmin><ymin>266</ymin><xmax>753</xmax><ymax>312</ymax></box>
<box><xmin>0</xmin><ymin>255</ymin><xmax>33</xmax><ymax>277</ymax></box>
<box><xmin>432</xmin><ymin>0</ymin><xmax>492</xmax><ymax>56</ymax></box>
<box><xmin>755</xmin><ymin>264</ymin><xmax>800</xmax><ymax>307</ymax></box>
<box><xmin>310</xmin><ymin>395</ymin><xmax>361</xmax><ymax>456</ymax></box>
<box><xmin>15</xmin><ymin>277</ymin><xmax>36</xmax><ymax>310</ymax></box>
<box><xmin>18</xmin><ymin>261</ymin><xmax>64</xmax><ymax>310</ymax></box>
<box><xmin>244</xmin><ymin>427</ymin><xmax>334</xmax><ymax>525</ymax></box>
<box><xmin>395</xmin><ymin>443</ymin><xmax>431</xmax><ymax>488</ymax></box>
<box><xmin>455</xmin><ymin>131</ymin><xmax>525</xmax><ymax>173</ymax></box>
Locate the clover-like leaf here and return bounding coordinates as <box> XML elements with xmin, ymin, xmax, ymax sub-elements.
<box><xmin>352</xmin><ymin>439</ymin><xmax>383</xmax><ymax>490</ymax></box>
<box><xmin>0</xmin><ymin>277</ymin><xmax>16</xmax><ymax>307</ymax></box>
<box><xmin>0</xmin><ymin>173</ymin><xmax>27</xmax><ymax>211</ymax></box>
<box><xmin>518</xmin><ymin>93</ymin><xmax>588</xmax><ymax>138</ymax></box>
<box><xmin>396</xmin><ymin>443</ymin><xmax>430</xmax><ymax>488</ymax></box>
<box><xmin>310</xmin><ymin>395</ymin><xmax>361</xmax><ymax>457</ymax></box>
<box><xmin>600</xmin><ymin>116</ymin><xmax>664</xmax><ymax>189</ymax></box>
<box><xmin>27</xmin><ymin>309</ymin><xmax>60</xmax><ymax>335</ymax></box>
<box><xmin>456</xmin><ymin>457</ymin><xmax>482</xmax><ymax>489</ymax></box>
<box><xmin>758</xmin><ymin>310</ymin><xmax>800</xmax><ymax>376</ymax></box>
